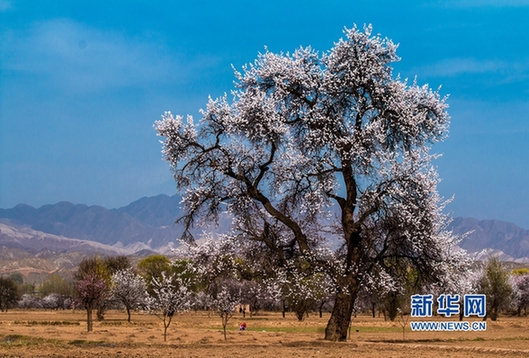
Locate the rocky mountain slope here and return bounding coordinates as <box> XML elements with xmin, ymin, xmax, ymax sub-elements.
<box><xmin>0</xmin><ymin>222</ymin><xmax>129</xmax><ymax>255</ymax></box>
<box><xmin>0</xmin><ymin>194</ymin><xmax>184</xmax><ymax>248</ymax></box>
<box><xmin>448</xmin><ymin>217</ymin><xmax>529</xmax><ymax>263</ymax></box>
<box><xmin>1</xmin><ymin>195</ymin><xmax>528</xmax><ymax>281</ymax></box>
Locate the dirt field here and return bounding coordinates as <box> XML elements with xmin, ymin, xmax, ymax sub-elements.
<box><xmin>1</xmin><ymin>309</ymin><xmax>528</xmax><ymax>357</ymax></box>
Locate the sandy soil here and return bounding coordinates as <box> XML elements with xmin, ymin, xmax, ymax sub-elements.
<box><xmin>1</xmin><ymin>309</ymin><xmax>528</xmax><ymax>357</ymax></box>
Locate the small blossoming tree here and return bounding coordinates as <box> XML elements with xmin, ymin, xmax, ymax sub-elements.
<box><xmin>512</xmin><ymin>272</ymin><xmax>529</xmax><ymax>316</ymax></box>
<box><xmin>110</xmin><ymin>269</ymin><xmax>149</xmax><ymax>322</ymax></box>
<box><xmin>75</xmin><ymin>273</ymin><xmax>108</xmax><ymax>332</ymax></box>
<box><xmin>213</xmin><ymin>281</ymin><xmax>242</xmax><ymax>340</ymax></box>
<box><xmin>147</xmin><ymin>272</ymin><xmax>191</xmax><ymax>342</ymax></box>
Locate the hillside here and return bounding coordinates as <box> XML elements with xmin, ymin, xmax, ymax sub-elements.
<box><xmin>0</xmin><ymin>194</ymin><xmax>184</xmax><ymax>248</ymax></box>
<box><xmin>1</xmin><ymin>195</ymin><xmax>528</xmax><ymax>281</ymax></box>
<box><xmin>448</xmin><ymin>217</ymin><xmax>529</xmax><ymax>263</ymax></box>
<box><xmin>0</xmin><ymin>221</ymin><xmax>177</xmax><ymax>284</ymax></box>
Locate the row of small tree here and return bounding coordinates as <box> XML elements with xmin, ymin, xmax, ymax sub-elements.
<box><xmin>72</xmin><ymin>254</ymin><xmax>251</xmax><ymax>341</ymax></box>
<box><xmin>1</xmin><ymin>271</ymin><xmax>76</xmax><ymax>312</ymax></box>
<box><xmin>481</xmin><ymin>259</ymin><xmax>529</xmax><ymax>320</ymax></box>
<box><xmin>3</xmin><ymin>251</ymin><xmax>528</xmax><ymax>342</ymax></box>
<box><xmin>353</xmin><ymin>257</ymin><xmax>529</xmax><ymax>322</ymax></box>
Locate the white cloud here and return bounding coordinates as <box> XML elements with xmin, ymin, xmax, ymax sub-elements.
<box><xmin>0</xmin><ymin>0</ymin><xmax>11</xmax><ymax>12</ymax></box>
<box><xmin>463</xmin><ymin>0</ymin><xmax>529</xmax><ymax>6</ymax></box>
<box><xmin>427</xmin><ymin>0</ymin><xmax>529</xmax><ymax>7</ymax></box>
<box><xmin>0</xmin><ymin>19</ymin><xmax>204</xmax><ymax>94</ymax></box>
<box><xmin>412</xmin><ymin>58</ymin><xmax>529</xmax><ymax>86</ymax></box>
<box><xmin>419</xmin><ymin>58</ymin><xmax>506</xmax><ymax>77</ymax></box>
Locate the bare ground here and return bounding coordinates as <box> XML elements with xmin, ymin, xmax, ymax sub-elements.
<box><xmin>1</xmin><ymin>309</ymin><xmax>529</xmax><ymax>357</ymax></box>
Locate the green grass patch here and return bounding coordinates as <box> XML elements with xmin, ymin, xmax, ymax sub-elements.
<box><xmin>202</xmin><ymin>324</ymin><xmax>400</xmax><ymax>334</ymax></box>
<box><xmin>99</xmin><ymin>321</ymin><xmax>157</xmax><ymax>327</ymax></box>
<box><xmin>478</xmin><ymin>336</ymin><xmax>529</xmax><ymax>342</ymax></box>
<box><xmin>68</xmin><ymin>339</ymin><xmax>108</xmax><ymax>346</ymax></box>
<box><xmin>201</xmin><ymin>325</ymin><xmax>325</xmax><ymax>333</ymax></box>
<box><xmin>13</xmin><ymin>320</ymin><xmax>80</xmax><ymax>326</ymax></box>
<box><xmin>350</xmin><ymin>325</ymin><xmax>401</xmax><ymax>333</ymax></box>
<box><xmin>1</xmin><ymin>334</ymin><xmax>59</xmax><ymax>347</ymax></box>
<box><xmin>250</xmin><ymin>326</ymin><xmax>326</xmax><ymax>333</ymax></box>
<box><xmin>3</xmin><ymin>335</ymin><xmax>24</xmax><ymax>343</ymax></box>
<box><xmin>501</xmin><ymin>336</ymin><xmax>529</xmax><ymax>341</ymax></box>
<box><xmin>236</xmin><ymin>316</ymin><xmax>271</xmax><ymax>321</ymax></box>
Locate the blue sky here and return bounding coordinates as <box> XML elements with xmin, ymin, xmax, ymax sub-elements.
<box><xmin>1</xmin><ymin>0</ymin><xmax>528</xmax><ymax>228</ymax></box>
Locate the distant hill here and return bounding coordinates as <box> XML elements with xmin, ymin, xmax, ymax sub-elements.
<box><xmin>0</xmin><ymin>221</ymin><xmax>171</xmax><ymax>284</ymax></box>
<box><xmin>115</xmin><ymin>194</ymin><xmax>182</xmax><ymax>228</ymax></box>
<box><xmin>0</xmin><ymin>222</ymin><xmax>129</xmax><ymax>256</ymax></box>
<box><xmin>0</xmin><ymin>222</ymin><xmax>121</xmax><ymax>283</ymax></box>
<box><xmin>448</xmin><ymin>217</ymin><xmax>529</xmax><ymax>263</ymax></box>
<box><xmin>0</xmin><ymin>194</ymin><xmax>184</xmax><ymax>248</ymax></box>
<box><xmin>1</xmin><ymin>195</ymin><xmax>528</xmax><ymax>265</ymax></box>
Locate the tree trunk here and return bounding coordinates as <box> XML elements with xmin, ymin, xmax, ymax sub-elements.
<box><xmin>324</xmin><ymin>292</ymin><xmax>354</xmax><ymax>341</ymax></box>
<box><xmin>126</xmin><ymin>306</ymin><xmax>131</xmax><ymax>323</ymax></box>
<box><xmin>222</xmin><ymin>314</ymin><xmax>228</xmax><ymax>340</ymax></box>
<box><xmin>490</xmin><ymin>308</ymin><xmax>498</xmax><ymax>321</ymax></box>
<box><xmin>163</xmin><ymin>314</ymin><xmax>173</xmax><ymax>342</ymax></box>
<box><xmin>96</xmin><ymin>305</ymin><xmax>105</xmax><ymax>321</ymax></box>
<box><xmin>86</xmin><ymin>308</ymin><xmax>93</xmax><ymax>332</ymax></box>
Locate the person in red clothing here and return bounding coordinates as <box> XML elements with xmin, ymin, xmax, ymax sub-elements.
<box><xmin>239</xmin><ymin>322</ymin><xmax>247</xmax><ymax>330</ymax></box>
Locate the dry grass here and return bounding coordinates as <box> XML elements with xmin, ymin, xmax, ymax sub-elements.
<box><xmin>1</xmin><ymin>309</ymin><xmax>529</xmax><ymax>357</ymax></box>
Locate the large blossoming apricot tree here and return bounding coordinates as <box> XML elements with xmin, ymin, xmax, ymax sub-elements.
<box><xmin>155</xmin><ymin>25</ymin><xmax>466</xmax><ymax>341</ymax></box>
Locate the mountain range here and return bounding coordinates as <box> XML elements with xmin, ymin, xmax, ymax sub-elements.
<box><xmin>449</xmin><ymin>217</ymin><xmax>529</xmax><ymax>263</ymax></box>
<box><xmin>0</xmin><ymin>194</ymin><xmax>184</xmax><ymax>248</ymax></box>
<box><xmin>0</xmin><ymin>194</ymin><xmax>528</xmax><ymax>282</ymax></box>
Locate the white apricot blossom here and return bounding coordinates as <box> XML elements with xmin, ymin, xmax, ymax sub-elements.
<box><xmin>156</xmin><ymin>24</ymin><xmax>465</xmax><ymax>341</ymax></box>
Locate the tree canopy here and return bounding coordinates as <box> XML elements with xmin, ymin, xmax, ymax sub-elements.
<box><xmin>155</xmin><ymin>25</ymin><xmax>466</xmax><ymax>341</ymax></box>
<box><xmin>0</xmin><ymin>277</ymin><xmax>20</xmax><ymax>312</ymax></box>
